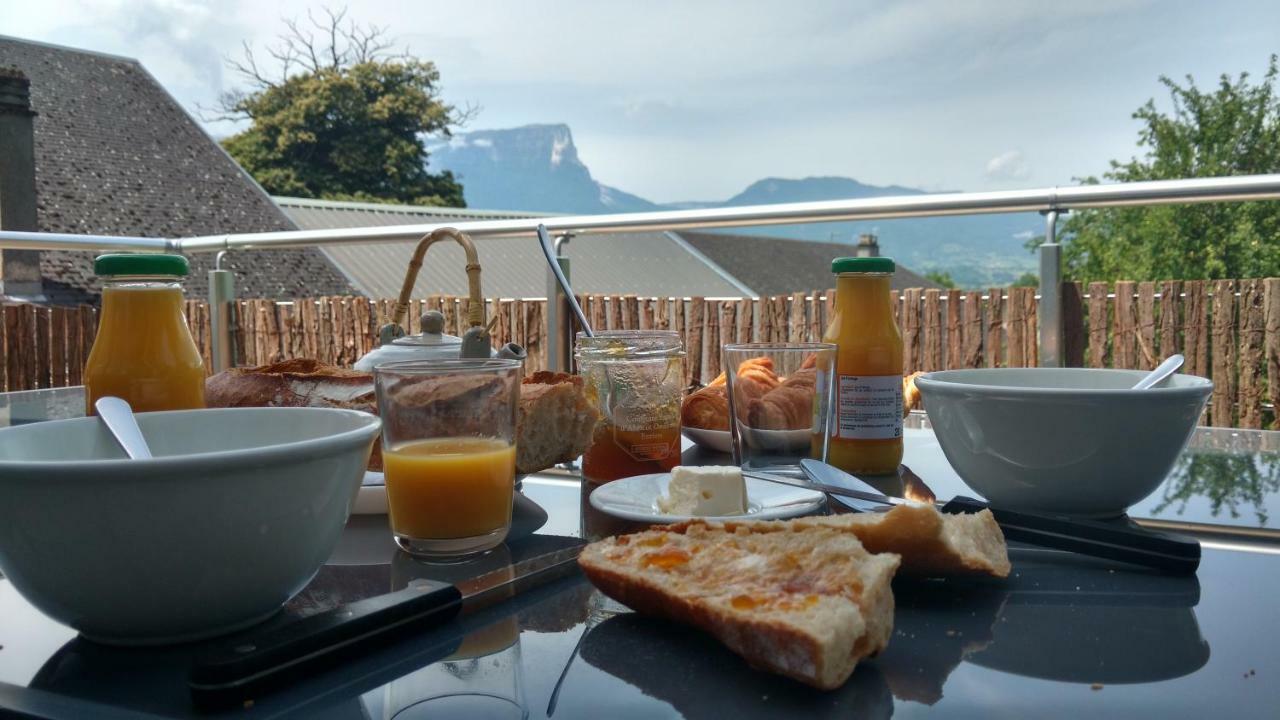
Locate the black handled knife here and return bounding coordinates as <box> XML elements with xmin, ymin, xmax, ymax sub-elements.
<box><xmin>189</xmin><ymin>543</ymin><xmax>584</xmax><ymax>708</ymax></box>
<box><xmin>791</xmin><ymin>460</ymin><xmax>1200</xmax><ymax>575</ymax></box>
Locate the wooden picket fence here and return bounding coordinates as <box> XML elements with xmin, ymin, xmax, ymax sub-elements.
<box><xmin>3</xmin><ymin>279</ymin><xmax>1280</xmax><ymax>429</ymax></box>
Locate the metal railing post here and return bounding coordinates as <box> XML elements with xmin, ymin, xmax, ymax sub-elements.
<box><xmin>545</xmin><ymin>233</ymin><xmax>574</xmax><ymax>372</ymax></box>
<box><xmin>1038</xmin><ymin>210</ymin><xmax>1063</xmax><ymax>368</ymax></box>
<box><xmin>208</xmin><ymin>251</ymin><xmax>237</xmax><ymax>373</ymax></box>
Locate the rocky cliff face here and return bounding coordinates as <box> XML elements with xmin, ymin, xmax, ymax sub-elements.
<box><xmin>427</xmin><ymin>124</ymin><xmax>656</xmax><ymax>214</ymax></box>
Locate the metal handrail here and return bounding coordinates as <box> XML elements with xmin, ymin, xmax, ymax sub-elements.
<box><xmin>5</xmin><ymin>173</ymin><xmax>1280</xmax><ymax>373</ymax></box>
<box><xmin>2</xmin><ymin>174</ymin><xmax>1280</xmax><ymax>253</ymax></box>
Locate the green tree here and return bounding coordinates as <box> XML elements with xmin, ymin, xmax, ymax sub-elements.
<box><xmin>1010</xmin><ymin>272</ymin><xmax>1039</xmax><ymax>287</ymax></box>
<box><xmin>1058</xmin><ymin>56</ymin><xmax>1280</xmax><ymax>281</ymax></box>
<box><xmin>924</xmin><ymin>270</ymin><xmax>957</xmax><ymax>288</ymax></box>
<box><xmin>215</xmin><ymin>9</ymin><xmax>467</xmax><ymax>206</ymax></box>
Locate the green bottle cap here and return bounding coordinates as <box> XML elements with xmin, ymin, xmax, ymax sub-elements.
<box><xmin>832</xmin><ymin>257</ymin><xmax>895</xmax><ymax>274</ymax></box>
<box><xmin>94</xmin><ymin>254</ymin><xmax>189</xmax><ymax>277</ymax></box>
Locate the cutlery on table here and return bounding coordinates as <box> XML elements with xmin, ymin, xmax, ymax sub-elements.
<box><xmin>771</xmin><ymin>460</ymin><xmax>1201</xmax><ymax>575</ymax></box>
<box><xmin>189</xmin><ymin>542</ymin><xmax>584</xmax><ymax>708</ymax></box>
<box><xmin>1132</xmin><ymin>354</ymin><xmax>1185</xmax><ymax>390</ymax></box>
<box><xmin>94</xmin><ymin>396</ymin><xmax>153</xmax><ymax>459</ymax></box>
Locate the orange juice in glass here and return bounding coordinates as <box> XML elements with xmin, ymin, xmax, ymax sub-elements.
<box><xmin>374</xmin><ymin>359</ymin><xmax>521</xmax><ymax>558</ymax></box>
<box><xmin>823</xmin><ymin>257</ymin><xmax>904</xmax><ymax>475</ymax></box>
<box><xmin>83</xmin><ymin>254</ymin><xmax>205</xmax><ymax>414</ymax></box>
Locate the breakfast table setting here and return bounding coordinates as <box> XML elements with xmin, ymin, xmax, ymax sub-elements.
<box><xmin>1</xmin><ymin>238</ymin><xmax>1279</xmax><ymax>718</ymax></box>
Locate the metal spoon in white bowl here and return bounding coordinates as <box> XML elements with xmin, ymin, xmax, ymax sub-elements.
<box><xmin>1131</xmin><ymin>354</ymin><xmax>1185</xmax><ymax>390</ymax></box>
<box><xmin>94</xmin><ymin>396</ymin><xmax>153</xmax><ymax>459</ymax></box>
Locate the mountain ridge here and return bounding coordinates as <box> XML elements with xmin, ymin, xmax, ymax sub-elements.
<box><xmin>427</xmin><ymin>124</ymin><xmax>1039</xmax><ymax>286</ymax></box>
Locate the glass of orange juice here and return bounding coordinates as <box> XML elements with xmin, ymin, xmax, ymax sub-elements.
<box><xmin>373</xmin><ymin>359</ymin><xmax>522</xmax><ymax>559</ymax></box>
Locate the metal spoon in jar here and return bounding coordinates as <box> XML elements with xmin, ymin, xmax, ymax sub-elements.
<box><xmin>94</xmin><ymin>396</ymin><xmax>153</xmax><ymax>459</ymax></box>
<box><xmin>1131</xmin><ymin>354</ymin><xmax>1185</xmax><ymax>390</ymax></box>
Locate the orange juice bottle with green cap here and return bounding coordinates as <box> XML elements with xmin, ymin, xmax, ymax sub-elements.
<box><xmin>83</xmin><ymin>254</ymin><xmax>206</xmax><ymax>414</ymax></box>
<box><xmin>823</xmin><ymin>256</ymin><xmax>903</xmax><ymax>475</ymax></box>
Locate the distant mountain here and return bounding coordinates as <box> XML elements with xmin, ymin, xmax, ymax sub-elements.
<box><xmin>427</xmin><ymin>125</ymin><xmax>1041</xmax><ymax>286</ymax></box>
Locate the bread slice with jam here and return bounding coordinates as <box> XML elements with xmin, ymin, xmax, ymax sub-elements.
<box><xmin>578</xmin><ymin>521</ymin><xmax>900</xmax><ymax>690</ymax></box>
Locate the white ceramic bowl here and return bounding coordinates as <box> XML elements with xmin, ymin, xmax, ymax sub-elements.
<box><xmin>915</xmin><ymin>368</ymin><xmax>1211</xmax><ymax>517</ymax></box>
<box><xmin>0</xmin><ymin>407</ymin><xmax>381</xmax><ymax>645</ymax></box>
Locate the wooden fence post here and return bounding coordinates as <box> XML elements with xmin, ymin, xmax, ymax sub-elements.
<box><xmin>789</xmin><ymin>292</ymin><xmax>807</xmax><ymax>343</ymax></box>
<box><xmin>945</xmin><ymin>289</ymin><xmax>962</xmax><ymax>369</ymax></box>
<box><xmin>1113</xmin><ymin>281</ymin><xmax>1137</xmax><ymax>369</ymax></box>
<box><xmin>1007</xmin><ymin>288</ymin><xmax>1026</xmax><ymax>368</ymax></box>
<box><xmin>1136</xmin><ymin>282</ymin><xmax>1157</xmax><ymax>370</ymax></box>
<box><xmin>809</xmin><ymin>290</ymin><xmax>823</xmax><ymax>341</ymax></box>
<box><xmin>1183</xmin><ymin>281</ymin><xmax>1209</xmax><ymax>380</ymax></box>
<box><xmin>34</xmin><ymin>305</ymin><xmax>50</xmax><ymax>389</ymax></box>
<box><xmin>737</xmin><ymin>298</ymin><xmax>753</xmax><ymax>343</ymax></box>
<box><xmin>986</xmin><ymin>287</ymin><xmax>1003</xmax><ymax>368</ymax></box>
<box><xmin>1210</xmin><ymin>280</ymin><xmax>1237</xmax><ymax>427</ymax></box>
<box><xmin>1237</xmin><ymin>279</ymin><xmax>1265</xmax><ymax>429</ymax></box>
<box><xmin>687</xmin><ymin>298</ymin><xmax>705</xmax><ymax>385</ymax></box>
<box><xmin>1158</xmin><ymin>280</ymin><xmax>1181</xmax><ymax>362</ymax></box>
<box><xmin>705</xmin><ymin>300</ymin><xmax>722</xmax><ymax>380</ymax></box>
<box><xmin>1264</xmin><ymin>278</ymin><xmax>1280</xmax><ymax>430</ymax></box>
<box><xmin>962</xmin><ymin>290</ymin><xmax>983</xmax><ymax>368</ymax></box>
<box><xmin>922</xmin><ymin>289</ymin><xmax>942</xmax><ymax>371</ymax></box>
<box><xmin>903</xmin><ymin>288</ymin><xmax>922</xmax><ymax>373</ymax></box>
<box><xmin>1087</xmin><ymin>282</ymin><xmax>1109</xmax><ymax>368</ymax></box>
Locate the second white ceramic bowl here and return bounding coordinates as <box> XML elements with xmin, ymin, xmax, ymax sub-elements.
<box><xmin>915</xmin><ymin>368</ymin><xmax>1211</xmax><ymax>517</ymax></box>
<box><xmin>0</xmin><ymin>407</ymin><xmax>380</xmax><ymax>645</ymax></box>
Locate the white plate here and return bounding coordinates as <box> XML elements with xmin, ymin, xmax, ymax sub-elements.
<box><xmin>682</xmin><ymin>427</ymin><xmax>733</xmax><ymax>453</ymax></box>
<box><xmin>589</xmin><ymin>472</ymin><xmax>826</xmax><ymax>524</ymax></box>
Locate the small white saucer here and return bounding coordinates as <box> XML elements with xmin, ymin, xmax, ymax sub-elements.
<box><xmin>589</xmin><ymin>472</ymin><xmax>826</xmax><ymax>524</ymax></box>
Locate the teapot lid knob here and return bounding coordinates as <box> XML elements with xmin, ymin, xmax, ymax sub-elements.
<box><xmin>421</xmin><ymin>310</ymin><xmax>446</xmax><ymax>335</ymax></box>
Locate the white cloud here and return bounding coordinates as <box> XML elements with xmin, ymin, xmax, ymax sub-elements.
<box><xmin>985</xmin><ymin>150</ymin><xmax>1030</xmax><ymax>181</ymax></box>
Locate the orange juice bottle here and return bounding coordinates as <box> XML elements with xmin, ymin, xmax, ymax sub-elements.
<box><xmin>83</xmin><ymin>254</ymin><xmax>205</xmax><ymax>414</ymax></box>
<box><xmin>823</xmin><ymin>257</ymin><xmax>903</xmax><ymax>475</ymax></box>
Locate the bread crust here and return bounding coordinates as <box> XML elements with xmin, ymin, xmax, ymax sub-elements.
<box><xmin>579</xmin><ymin>521</ymin><xmax>900</xmax><ymax>690</ymax></box>
<box><xmin>793</xmin><ymin>505</ymin><xmax>1011</xmax><ymax>578</ymax></box>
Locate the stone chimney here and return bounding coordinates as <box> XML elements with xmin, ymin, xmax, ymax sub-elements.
<box><xmin>854</xmin><ymin>233</ymin><xmax>880</xmax><ymax>258</ymax></box>
<box><xmin>0</xmin><ymin>67</ymin><xmax>44</xmax><ymax>301</ymax></box>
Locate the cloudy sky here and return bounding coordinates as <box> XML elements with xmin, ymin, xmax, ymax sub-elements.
<box><xmin>5</xmin><ymin>0</ymin><xmax>1279</xmax><ymax>203</ymax></box>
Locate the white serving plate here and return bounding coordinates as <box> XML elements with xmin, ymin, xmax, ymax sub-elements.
<box><xmin>589</xmin><ymin>472</ymin><xmax>825</xmax><ymax>524</ymax></box>
<box><xmin>681</xmin><ymin>427</ymin><xmax>733</xmax><ymax>453</ymax></box>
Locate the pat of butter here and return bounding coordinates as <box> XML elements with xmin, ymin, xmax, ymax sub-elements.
<box><xmin>657</xmin><ymin>466</ymin><xmax>748</xmax><ymax>516</ymax></box>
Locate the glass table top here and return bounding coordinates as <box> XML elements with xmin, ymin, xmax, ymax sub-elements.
<box><xmin>1</xmin><ymin>387</ymin><xmax>1278</xmax><ymax>717</ymax></box>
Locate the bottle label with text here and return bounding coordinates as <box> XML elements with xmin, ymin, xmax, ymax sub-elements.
<box><xmin>837</xmin><ymin>375</ymin><xmax>903</xmax><ymax>440</ymax></box>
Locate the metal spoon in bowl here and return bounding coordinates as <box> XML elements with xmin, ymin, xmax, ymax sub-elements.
<box><xmin>1131</xmin><ymin>354</ymin><xmax>1185</xmax><ymax>390</ymax></box>
<box><xmin>94</xmin><ymin>396</ymin><xmax>153</xmax><ymax>459</ymax></box>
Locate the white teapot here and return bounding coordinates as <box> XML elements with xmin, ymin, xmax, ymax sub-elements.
<box><xmin>353</xmin><ymin>310</ymin><xmax>524</xmax><ymax>371</ymax></box>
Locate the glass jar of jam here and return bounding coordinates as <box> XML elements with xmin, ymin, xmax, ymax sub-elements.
<box><xmin>576</xmin><ymin>330</ymin><xmax>685</xmax><ymax>485</ymax></box>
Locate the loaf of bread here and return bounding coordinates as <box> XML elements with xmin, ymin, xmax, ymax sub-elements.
<box><xmin>517</xmin><ymin>372</ymin><xmax>599</xmax><ymax>474</ymax></box>
<box><xmin>792</xmin><ymin>504</ymin><xmax>1010</xmax><ymax>578</ymax></box>
<box><xmin>205</xmin><ymin>361</ymin><xmax>599</xmax><ymax>475</ymax></box>
<box><xmin>579</xmin><ymin>520</ymin><xmax>900</xmax><ymax>690</ymax></box>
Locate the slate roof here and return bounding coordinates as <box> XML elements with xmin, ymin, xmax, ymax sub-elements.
<box><xmin>276</xmin><ymin>197</ymin><xmax>752</xmax><ymax>298</ymax></box>
<box><xmin>0</xmin><ymin>36</ymin><xmax>356</xmax><ymax>304</ymax></box>
<box><xmin>677</xmin><ymin>231</ymin><xmax>940</xmax><ymax>295</ymax></box>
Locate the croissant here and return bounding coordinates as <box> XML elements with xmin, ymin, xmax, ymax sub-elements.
<box><xmin>707</xmin><ymin>356</ymin><xmax>780</xmax><ymax>390</ymax></box>
<box><xmin>682</xmin><ymin>374</ymin><xmax>771</xmax><ymax>430</ymax></box>
<box><xmin>747</xmin><ymin>369</ymin><xmax>817</xmax><ymax>431</ymax></box>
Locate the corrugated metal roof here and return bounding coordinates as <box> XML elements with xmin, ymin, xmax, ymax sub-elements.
<box><xmin>276</xmin><ymin>198</ymin><xmax>748</xmax><ymax>299</ymax></box>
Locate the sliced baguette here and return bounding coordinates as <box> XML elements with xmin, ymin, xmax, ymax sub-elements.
<box><xmin>578</xmin><ymin>521</ymin><xmax>900</xmax><ymax>690</ymax></box>
<box><xmin>792</xmin><ymin>504</ymin><xmax>1011</xmax><ymax>578</ymax></box>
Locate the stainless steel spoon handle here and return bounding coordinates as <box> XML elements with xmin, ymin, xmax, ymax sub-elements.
<box><xmin>536</xmin><ymin>224</ymin><xmax>594</xmax><ymax>337</ymax></box>
<box><xmin>94</xmin><ymin>396</ymin><xmax>154</xmax><ymax>459</ymax></box>
<box><xmin>1132</xmin><ymin>353</ymin><xmax>1184</xmax><ymax>390</ymax></box>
